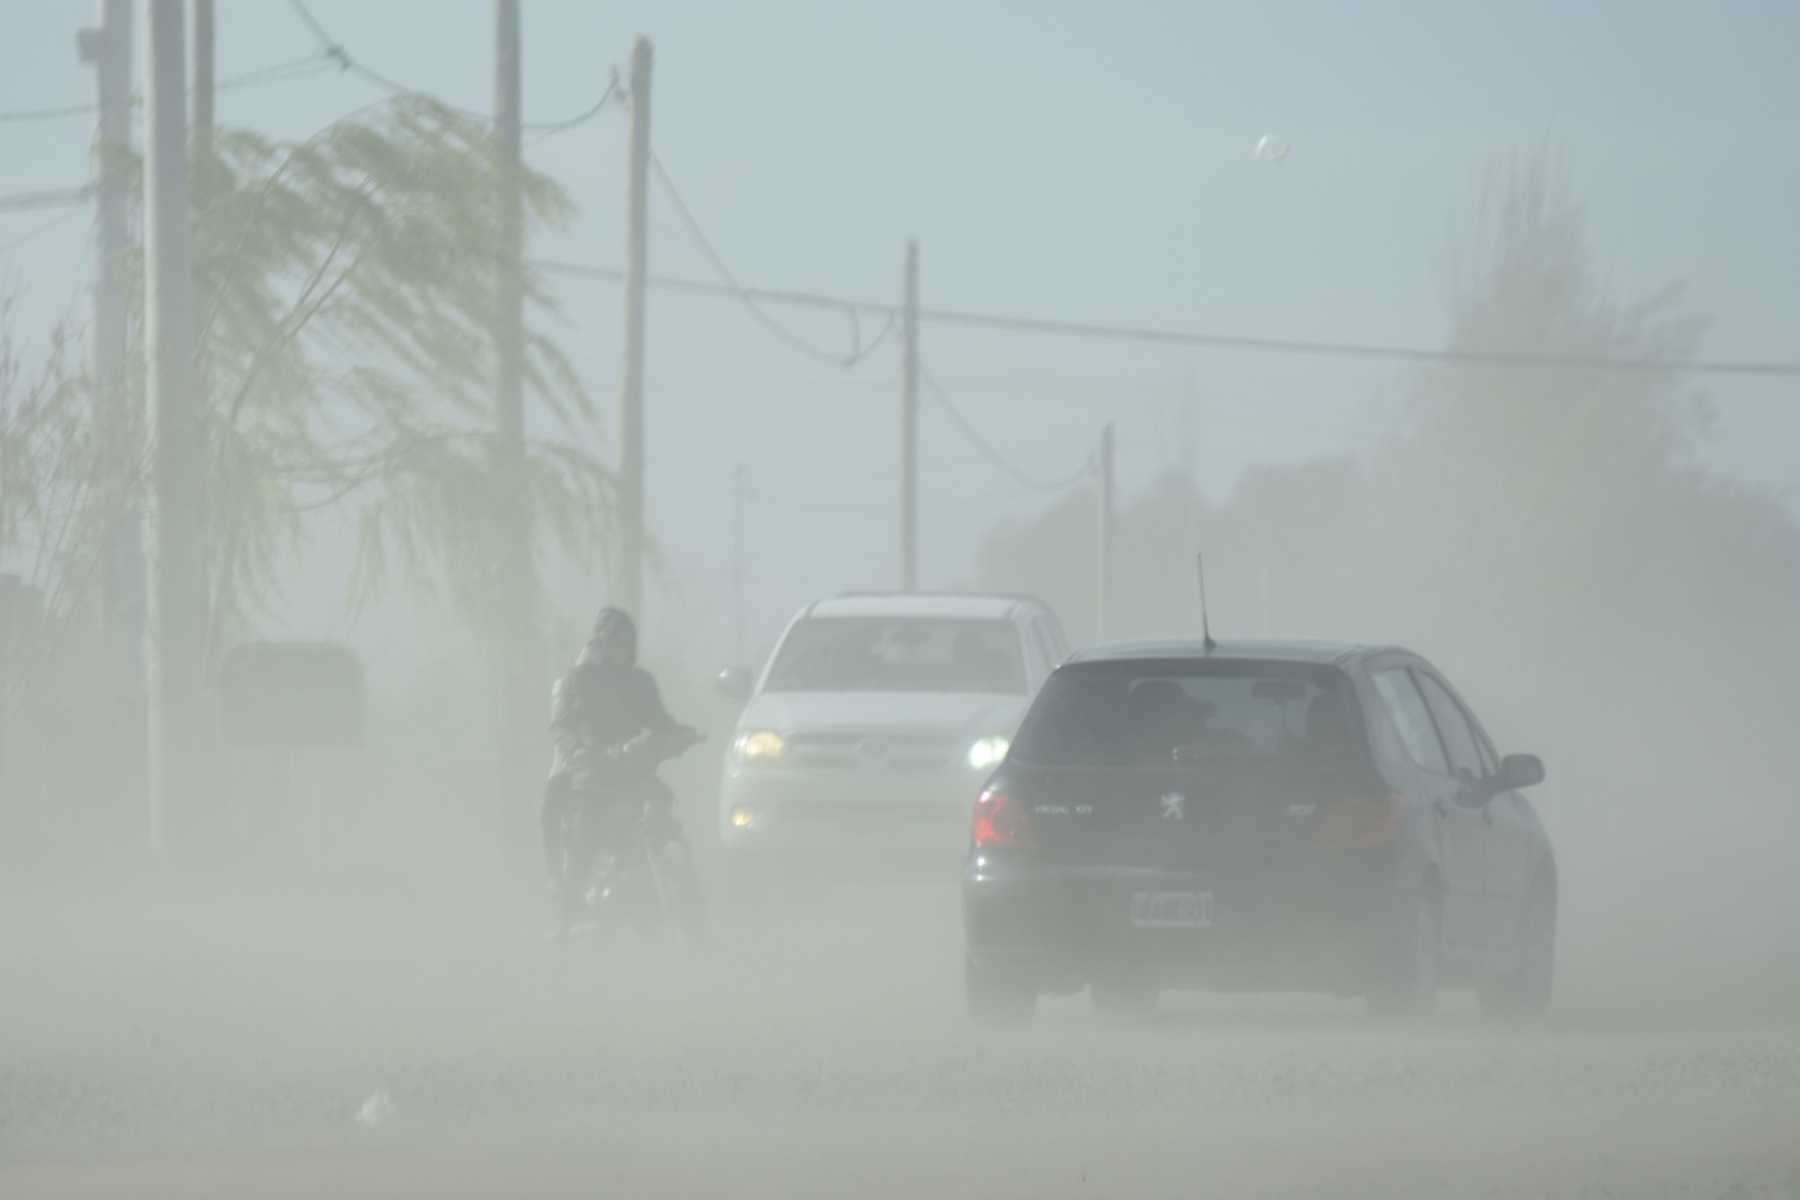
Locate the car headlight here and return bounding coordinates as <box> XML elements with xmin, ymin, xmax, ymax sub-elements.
<box><xmin>733</xmin><ymin>729</ymin><xmax>785</xmax><ymax>762</ymax></box>
<box><xmin>728</xmin><ymin>806</ymin><xmax>756</xmax><ymax>829</ymax></box>
<box><xmin>967</xmin><ymin>735</ymin><xmax>1010</xmax><ymax>771</ymax></box>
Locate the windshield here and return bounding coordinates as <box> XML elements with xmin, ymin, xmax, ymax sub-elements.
<box><xmin>1010</xmin><ymin>659</ymin><xmax>1363</xmax><ymax>768</ymax></box>
<box><xmin>763</xmin><ymin>617</ymin><xmax>1026</xmax><ymax>694</ymax></box>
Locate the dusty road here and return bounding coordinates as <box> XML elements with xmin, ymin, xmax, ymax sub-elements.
<box><xmin>3</xmin><ymin>870</ymin><xmax>1798</xmax><ymax>1198</ymax></box>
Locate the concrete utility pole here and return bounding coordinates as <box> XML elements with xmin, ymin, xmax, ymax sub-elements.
<box><xmin>77</xmin><ymin>0</ymin><xmax>137</xmax><ymax>674</ymax></box>
<box><xmin>191</xmin><ymin>0</ymin><xmax>213</xmax><ymax>167</ymax></box>
<box><xmin>619</xmin><ymin>37</ymin><xmax>653</xmax><ymax>620</ymax></box>
<box><xmin>900</xmin><ymin>240</ymin><xmax>920</xmax><ymax>592</ymax></box>
<box><xmin>1097</xmin><ymin>423</ymin><xmax>1115</xmax><ymax>642</ymax></box>
<box><xmin>493</xmin><ymin>0</ymin><xmax>534</xmax><ymax>803</ymax></box>
<box><xmin>143</xmin><ymin>0</ymin><xmax>206</xmax><ymax>854</ymax></box>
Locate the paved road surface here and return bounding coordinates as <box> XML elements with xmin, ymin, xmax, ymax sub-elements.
<box><xmin>3</xmin><ymin>873</ymin><xmax>1797</xmax><ymax>1197</ymax></box>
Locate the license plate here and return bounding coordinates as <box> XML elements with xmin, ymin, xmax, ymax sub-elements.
<box><xmin>1130</xmin><ymin>890</ymin><xmax>1213</xmax><ymax>929</ymax></box>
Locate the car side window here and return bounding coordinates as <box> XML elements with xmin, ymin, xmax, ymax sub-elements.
<box><xmin>1371</xmin><ymin>667</ymin><xmax>1449</xmax><ymax>774</ymax></box>
<box><xmin>1414</xmin><ymin>672</ymin><xmax>1485</xmax><ymax>782</ymax></box>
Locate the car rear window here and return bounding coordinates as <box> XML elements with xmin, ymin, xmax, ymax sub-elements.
<box><xmin>763</xmin><ymin>617</ymin><xmax>1027</xmax><ymax>694</ymax></box>
<box><xmin>1010</xmin><ymin>659</ymin><xmax>1366</xmax><ymax>768</ymax></box>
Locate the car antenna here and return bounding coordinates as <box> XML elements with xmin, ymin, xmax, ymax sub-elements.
<box><xmin>1196</xmin><ymin>552</ymin><xmax>1217</xmax><ymax>653</ymax></box>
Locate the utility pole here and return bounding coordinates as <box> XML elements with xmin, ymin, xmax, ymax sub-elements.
<box><xmin>900</xmin><ymin>239</ymin><xmax>920</xmax><ymax>592</ymax></box>
<box><xmin>77</xmin><ymin>0</ymin><xmax>137</xmax><ymax>675</ymax></box>
<box><xmin>619</xmin><ymin>37</ymin><xmax>653</xmax><ymax>620</ymax></box>
<box><xmin>191</xmin><ymin>0</ymin><xmax>213</xmax><ymax>168</ymax></box>
<box><xmin>493</xmin><ymin>0</ymin><xmax>533</xmax><ymax>822</ymax></box>
<box><xmin>143</xmin><ymin>0</ymin><xmax>206</xmax><ymax>855</ymax></box>
<box><xmin>1097</xmin><ymin>422</ymin><xmax>1115</xmax><ymax>643</ymax></box>
<box><xmin>732</xmin><ymin>463</ymin><xmax>747</xmax><ymax>665</ymax></box>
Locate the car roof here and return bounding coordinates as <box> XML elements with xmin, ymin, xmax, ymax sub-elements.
<box><xmin>1069</xmin><ymin>637</ymin><xmax>1397</xmax><ymax>667</ymax></box>
<box><xmin>806</xmin><ymin>592</ymin><xmax>1039</xmax><ymax>621</ymax></box>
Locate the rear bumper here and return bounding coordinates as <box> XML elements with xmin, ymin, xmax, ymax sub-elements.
<box><xmin>718</xmin><ymin>766</ymin><xmax>980</xmax><ymax>860</ymax></box>
<box><xmin>962</xmin><ymin>849</ymin><xmax>1405</xmax><ymax>994</ymax></box>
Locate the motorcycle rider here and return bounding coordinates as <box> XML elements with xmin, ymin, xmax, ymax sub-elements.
<box><xmin>542</xmin><ymin>607</ymin><xmax>701</xmax><ymax>915</ymax></box>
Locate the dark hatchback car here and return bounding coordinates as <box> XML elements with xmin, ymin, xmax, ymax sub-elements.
<box><xmin>962</xmin><ymin>639</ymin><xmax>1553</xmax><ymax>1022</ymax></box>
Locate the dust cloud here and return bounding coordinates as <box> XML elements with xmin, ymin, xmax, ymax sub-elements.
<box><xmin>5</xmin><ymin>15</ymin><xmax>1800</xmax><ymax>1199</ymax></box>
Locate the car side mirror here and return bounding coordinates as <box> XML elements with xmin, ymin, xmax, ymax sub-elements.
<box><xmin>1496</xmin><ymin>753</ymin><xmax>1545</xmax><ymax>791</ymax></box>
<box><xmin>715</xmin><ymin>666</ymin><xmax>753</xmax><ymax>703</ymax></box>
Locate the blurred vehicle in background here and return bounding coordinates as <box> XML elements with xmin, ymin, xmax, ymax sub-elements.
<box><xmin>715</xmin><ymin>593</ymin><xmax>1069</xmax><ymax>873</ymax></box>
<box><xmin>962</xmin><ymin>638</ymin><xmax>1554</xmax><ymax>1023</ymax></box>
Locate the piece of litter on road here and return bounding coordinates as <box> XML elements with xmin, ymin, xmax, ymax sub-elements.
<box><xmin>355</xmin><ymin>1089</ymin><xmax>395</xmax><ymax>1128</ymax></box>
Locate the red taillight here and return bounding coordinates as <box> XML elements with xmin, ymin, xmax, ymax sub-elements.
<box><xmin>972</xmin><ymin>788</ymin><xmax>1027</xmax><ymax>849</ymax></box>
<box><xmin>1313</xmin><ymin>791</ymin><xmax>1405</xmax><ymax>850</ymax></box>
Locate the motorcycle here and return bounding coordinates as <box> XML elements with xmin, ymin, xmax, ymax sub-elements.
<box><xmin>551</xmin><ymin>727</ymin><xmax>706</xmax><ymax>946</ymax></box>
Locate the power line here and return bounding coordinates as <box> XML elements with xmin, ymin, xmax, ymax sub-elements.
<box><xmin>0</xmin><ymin>207</ymin><xmax>85</xmax><ymax>255</ymax></box>
<box><xmin>0</xmin><ymin>52</ymin><xmax>340</xmax><ymax>126</ymax></box>
<box><xmin>920</xmin><ymin>361</ymin><xmax>1095</xmax><ymax>494</ymax></box>
<box><xmin>525</xmin><ymin>73</ymin><xmax>622</xmax><ymax>145</ymax></box>
<box><xmin>0</xmin><ymin>186</ymin><xmax>94</xmax><ymax>214</ymax></box>
<box><xmin>649</xmin><ymin>150</ymin><xmax>897</xmax><ymax>368</ymax></box>
<box><xmin>284</xmin><ymin>0</ymin><xmax>621</xmax><ymax>135</ymax></box>
<box><xmin>0</xmin><ymin>100</ymin><xmax>96</xmax><ymax>125</ymax></box>
<box><xmin>536</xmin><ymin>257</ymin><xmax>1800</xmax><ymax>379</ymax></box>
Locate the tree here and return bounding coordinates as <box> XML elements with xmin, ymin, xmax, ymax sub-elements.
<box><xmin>0</xmin><ymin>98</ymin><xmax>614</xmax><ymax>825</ymax></box>
<box><xmin>2</xmin><ymin>96</ymin><xmax>612</xmax><ymax>671</ymax></box>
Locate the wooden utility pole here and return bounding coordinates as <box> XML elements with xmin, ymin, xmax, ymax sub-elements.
<box><xmin>144</xmin><ymin>0</ymin><xmax>206</xmax><ymax>854</ymax></box>
<box><xmin>900</xmin><ymin>240</ymin><xmax>920</xmax><ymax>592</ymax></box>
<box><xmin>77</xmin><ymin>0</ymin><xmax>137</xmax><ymax>674</ymax></box>
<box><xmin>493</xmin><ymin>0</ymin><xmax>534</xmax><ymax>802</ymax></box>
<box><xmin>1097</xmin><ymin>423</ymin><xmax>1115</xmax><ymax>642</ymax></box>
<box><xmin>619</xmin><ymin>37</ymin><xmax>653</xmax><ymax>620</ymax></box>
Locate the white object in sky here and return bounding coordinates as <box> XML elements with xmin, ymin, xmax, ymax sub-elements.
<box><xmin>1254</xmin><ymin>134</ymin><xmax>1290</xmax><ymax>163</ymax></box>
<box><xmin>356</xmin><ymin>1089</ymin><xmax>395</xmax><ymax>1128</ymax></box>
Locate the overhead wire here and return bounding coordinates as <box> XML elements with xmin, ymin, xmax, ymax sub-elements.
<box><xmin>0</xmin><ymin>51</ymin><xmax>342</xmax><ymax>126</ymax></box>
<box><xmin>648</xmin><ymin>150</ymin><xmax>896</xmax><ymax>369</ymax></box>
<box><xmin>920</xmin><ymin>362</ymin><xmax>1095</xmax><ymax>494</ymax></box>
<box><xmin>537</xmin><ymin>258</ymin><xmax>1800</xmax><ymax>379</ymax></box>
<box><xmin>0</xmin><ymin>186</ymin><xmax>95</xmax><ymax>215</ymax></box>
<box><xmin>0</xmin><ymin>207</ymin><xmax>86</xmax><ymax>255</ymax></box>
<box><xmin>284</xmin><ymin>0</ymin><xmax>621</xmax><ymax>136</ymax></box>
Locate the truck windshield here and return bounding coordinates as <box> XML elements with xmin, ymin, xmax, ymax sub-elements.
<box><xmin>763</xmin><ymin>617</ymin><xmax>1026</xmax><ymax>694</ymax></box>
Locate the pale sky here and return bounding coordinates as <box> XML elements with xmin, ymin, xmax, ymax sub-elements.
<box><xmin>3</xmin><ymin>1</ymin><xmax>1796</xmax><ymax>677</ymax></box>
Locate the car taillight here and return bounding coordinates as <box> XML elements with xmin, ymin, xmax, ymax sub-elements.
<box><xmin>1313</xmin><ymin>791</ymin><xmax>1404</xmax><ymax>850</ymax></box>
<box><xmin>971</xmin><ymin>788</ymin><xmax>1028</xmax><ymax>849</ymax></box>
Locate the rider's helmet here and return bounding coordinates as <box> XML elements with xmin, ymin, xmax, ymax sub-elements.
<box><xmin>589</xmin><ymin>606</ymin><xmax>638</xmax><ymax>668</ymax></box>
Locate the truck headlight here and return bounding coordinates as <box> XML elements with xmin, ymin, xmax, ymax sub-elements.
<box><xmin>733</xmin><ymin>730</ymin><xmax>785</xmax><ymax>762</ymax></box>
<box><xmin>967</xmin><ymin>735</ymin><xmax>1010</xmax><ymax>771</ymax></box>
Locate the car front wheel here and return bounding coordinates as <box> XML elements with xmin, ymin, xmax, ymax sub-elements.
<box><xmin>1480</xmin><ymin>882</ymin><xmax>1555</xmax><ymax>1022</ymax></box>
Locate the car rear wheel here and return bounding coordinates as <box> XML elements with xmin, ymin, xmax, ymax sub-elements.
<box><xmin>1367</xmin><ymin>885</ymin><xmax>1441</xmax><ymax>1018</ymax></box>
<box><xmin>966</xmin><ymin>956</ymin><xmax>1036</xmax><ymax>1026</ymax></box>
<box><xmin>1480</xmin><ymin>882</ymin><xmax>1555</xmax><ymax>1022</ymax></box>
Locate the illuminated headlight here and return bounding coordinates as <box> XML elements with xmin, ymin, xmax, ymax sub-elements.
<box><xmin>729</xmin><ymin>806</ymin><xmax>755</xmax><ymax>830</ymax></box>
<box><xmin>967</xmin><ymin>735</ymin><xmax>1011</xmax><ymax>771</ymax></box>
<box><xmin>733</xmin><ymin>730</ymin><xmax>785</xmax><ymax>763</ymax></box>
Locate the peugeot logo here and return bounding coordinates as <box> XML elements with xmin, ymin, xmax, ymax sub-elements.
<box><xmin>1160</xmin><ymin>792</ymin><xmax>1186</xmax><ymax>820</ymax></box>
